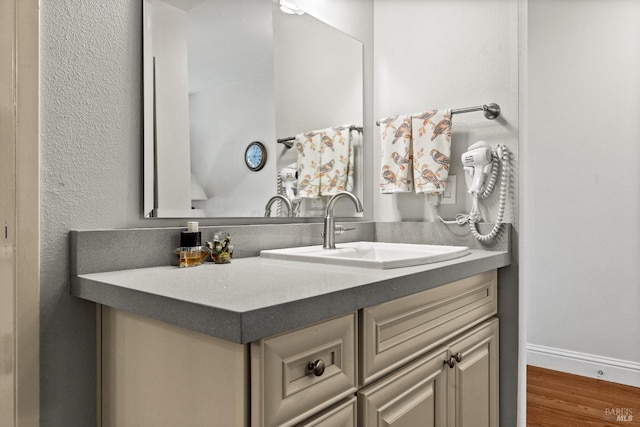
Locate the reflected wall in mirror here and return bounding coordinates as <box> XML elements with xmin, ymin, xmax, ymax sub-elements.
<box><xmin>143</xmin><ymin>0</ymin><xmax>364</xmax><ymax>218</ymax></box>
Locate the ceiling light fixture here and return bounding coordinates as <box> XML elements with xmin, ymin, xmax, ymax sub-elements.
<box><xmin>279</xmin><ymin>0</ymin><xmax>304</xmax><ymax>15</ymax></box>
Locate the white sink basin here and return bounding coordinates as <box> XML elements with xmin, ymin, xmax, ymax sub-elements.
<box><xmin>260</xmin><ymin>241</ymin><xmax>470</xmax><ymax>269</ymax></box>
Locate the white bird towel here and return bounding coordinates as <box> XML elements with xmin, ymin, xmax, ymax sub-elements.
<box><xmin>295</xmin><ymin>131</ymin><xmax>322</xmax><ymax>198</ymax></box>
<box><xmin>319</xmin><ymin>125</ymin><xmax>354</xmax><ymax>196</ymax></box>
<box><xmin>412</xmin><ymin>109</ymin><xmax>452</xmax><ymax>194</ymax></box>
<box><xmin>379</xmin><ymin>115</ymin><xmax>413</xmax><ymax>193</ymax></box>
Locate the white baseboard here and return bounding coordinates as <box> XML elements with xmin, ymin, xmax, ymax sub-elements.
<box><xmin>527</xmin><ymin>344</ymin><xmax>640</xmax><ymax>388</ymax></box>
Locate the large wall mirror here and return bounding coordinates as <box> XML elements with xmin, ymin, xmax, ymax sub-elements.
<box><xmin>143</xmin><ymin>0</ymin><xmax>364</xmax><ymax>218</ymax></box>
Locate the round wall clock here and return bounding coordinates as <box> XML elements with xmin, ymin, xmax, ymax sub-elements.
<box><xmin>244</xmin><ymin>141</ymin><xmax>267</xmax><ymax>171</ymax></box>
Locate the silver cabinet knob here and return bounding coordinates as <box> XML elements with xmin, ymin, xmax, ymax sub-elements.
<box><xmin>307</xmin><ymin>359</ymin><xmax>326</xmax><ymax>377</ymax></box>
<box><xmin>445</xmin><ymin>353</ymin><xmax>463</xmax><ymax>368</ymax></box>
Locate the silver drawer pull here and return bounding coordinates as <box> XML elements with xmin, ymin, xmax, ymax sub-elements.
<box><xmin>306</xmin><ymin>359</ymin><xmax>326</xmax><ymax>377</ymax></box>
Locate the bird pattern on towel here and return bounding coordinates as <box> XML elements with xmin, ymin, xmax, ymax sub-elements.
<box><xmin>414</xmin><ymin>110</ymin><xmax>438</xmax><ymax>137</ymax></box>
<box><xmin>381</xmin><ymin>166</ymin><xmax>398</xmax><ymax>185</ymax></box>
<box><xmin>392</xmin><ymin>121</ymin><xmax>411</xmax><ymax>144</ymax></box>
<box><xmin>296</xmin><ymin>131</ymin><xmax>322</xmax><ymax>197</ymax></box>
<box><xmin>431</xmin><ymin>117</ymin><xmax>452</xmax><ymax>141</ymax></box>
<box><xmin>412</xmin><ymin>110</ymin><xmax>452</xmax><ymax>194</ymax></box>
<box><xmin>296</xmin><ymin>126</ymin><xmax>354</xmax><ymax>198</ymax></box>
<box><xmin>379</xmin><ymin>115</ymin><xmax>413</xmax><ymax>193</ymax></box>
<box><xmin>379</xmin><ymin>109</ymin><xmax>452</xmax><ymax>194</ymax></box>
<box><xmin>418</xmin><ymin>164</ymin><xmax>441</xmax><ymax>188</ymax></box>
<box><xmin>391</xmin><ymin>151</ymin><xmax>410</xmax><ymax>170</ymax></box>
<box><xmin>430</xmin><ymin>148</ymin><xmax>450</xmax><ymax>172</ymax></box>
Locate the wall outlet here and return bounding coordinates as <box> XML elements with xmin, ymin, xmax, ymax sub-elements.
<box><xmin>441</xmin><ymin>175</ymin><xmax>457</xmax><ymax>204</ymax></box>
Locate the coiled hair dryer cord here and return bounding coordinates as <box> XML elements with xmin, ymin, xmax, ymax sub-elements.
<box><xmin>469</xmin><ymin>145</ymin><xmax>509</xmax><ymax>242</ymax></box>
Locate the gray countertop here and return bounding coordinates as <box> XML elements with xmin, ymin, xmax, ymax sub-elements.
<box><xmin>71</xmin><ymin>249</ymin><xmax>510</xmax><ymax>343</ymax></box>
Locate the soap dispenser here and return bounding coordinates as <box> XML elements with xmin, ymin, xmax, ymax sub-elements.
<box><xmin>177</xmin><ymin>221</ymin><xmax>208</xmax><ymax>267</ymax></box>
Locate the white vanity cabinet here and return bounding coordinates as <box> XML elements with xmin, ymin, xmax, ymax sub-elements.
<box><xmin>98</xmin><ymin>270</ymin><xmax>498</xmax><ymax>427</ymax></box>
<box><xmin>357</xmin><ymin>319</ymin><xmax>498</xmax><ymax>427</ymax></box>
<box><xmin>358</xmin><ymin>270</ymin><xmax>498</xmax><ymax>427</ymax></box>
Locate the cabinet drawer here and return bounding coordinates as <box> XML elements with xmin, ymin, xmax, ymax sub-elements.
<box><xmin>360</xmin><ymin>270</ymin><xmax>497</xmax><ymax>385</ymax></box>
<box><xmin>251</xmin><ymin>313</ymin><xmax>358</xmax><ymax>427</ymax></box>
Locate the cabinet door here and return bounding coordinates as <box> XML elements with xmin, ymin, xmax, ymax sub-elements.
<box><xmin>446</xmin><ymin>319</ymin><xmax>499</xmax><ymax>427</ymax></box>
<box><xmin>357</xmin><ymin>347</ymin><xmax>448</xmax><ymax>427</ymax></box>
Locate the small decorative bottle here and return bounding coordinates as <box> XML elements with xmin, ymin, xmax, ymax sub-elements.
<box><xmin>208</xmin><ymin>232</ymin><xmax>232</xmax><ymax>264</ymax></box>
<box><xmin>177</xmin><ymin>222</ymin><xmax>209</xmax><ymax>267</ymax></box>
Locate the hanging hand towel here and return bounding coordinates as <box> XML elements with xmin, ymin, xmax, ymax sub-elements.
<box><xmin>379</xmin><ymin>115</ymin><xmax>413</xmax><ymax>193</ymax></box>
<box><xmin>295</xmin><ymin>131</ymin><xmax>322</xmax><ymax>198</ymax></box>
<box><xmin>319</xmin><ymin>125</ymin><xmax>354</xmax><ymax>196</ymax></box>
<box><xmin>412</xmin><ymin>109</ymin><xmax>452</xmax><ymax>194</ymax></box>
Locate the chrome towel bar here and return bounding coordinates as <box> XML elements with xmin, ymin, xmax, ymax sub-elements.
<box><xmin>277</xmin><ymin>125</ymin><xmax>363</xmax><ymax>149</ymax></box>
<box><xmin>376</xmin><ymin>103</ymin><xmax>500</xmax><ymax>126</ymax></box>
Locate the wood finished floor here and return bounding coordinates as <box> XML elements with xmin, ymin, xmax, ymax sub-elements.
<box><xmin>527</xmin><ymin>365</ymin><xmax>640</xmax><ymax>426</ymax></box>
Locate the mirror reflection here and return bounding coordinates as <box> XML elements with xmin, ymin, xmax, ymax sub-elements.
<box><xmin>143</xmin><ymin>0</ymin><xmax>364</xmax><ymax>218</ymax></box>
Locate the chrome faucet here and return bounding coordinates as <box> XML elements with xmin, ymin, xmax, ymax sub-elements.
<box><xmin>264</xmin><ymin>195</ymin><xmax>293</xmax><ymax>217</ymax></box>
<box><xmin>323</xmin><ymin>191</ymin><xmax>363</xmax><ymax>249</ymax></box>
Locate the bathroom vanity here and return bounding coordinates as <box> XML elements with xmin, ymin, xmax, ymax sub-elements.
<box><xmin>71</xmin><ymin>227</ymin><xmax>509</xmax><ymax>427</ymax></box>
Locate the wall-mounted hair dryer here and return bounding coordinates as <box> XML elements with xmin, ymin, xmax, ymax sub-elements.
<box><xmin>275</xmin><ymin>162</ymin><xmax>302</xmax><ymax>216</ymax></box>
<box><xmin>440</xmin><ymin>140</ymin><xmax>510</xmax><ymax>242</ymax></box>
<box><xmin>279</xmin><ymin>163</ymin><xmax>299</xmax><ymax>202</ymax></box>
<box><xmin>462</xmin><ymin>140</ymin><xmax>493</xmax><ymax>194</ymax></box>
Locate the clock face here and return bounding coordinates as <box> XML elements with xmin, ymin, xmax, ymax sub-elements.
<box><xmin>245</xmin><ymin>141</ymin><xmax>267</xmax><ymax>171</ymax></box>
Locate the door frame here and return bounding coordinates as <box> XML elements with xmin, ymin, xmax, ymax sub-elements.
<box><xmin>0</xmin><ymin>0</ymin><xmax>40</xmax><ymax>425</ymax></box>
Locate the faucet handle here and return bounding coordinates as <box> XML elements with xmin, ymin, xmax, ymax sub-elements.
<box><xmin>321</xmin><ymin>224</ymin><xmax>357</xmax><ymax>238</ymax></box>
<box><xmin>335</xmin><ymin>224</ymin><xmax>357</xmax><ymax>235</ymax></box>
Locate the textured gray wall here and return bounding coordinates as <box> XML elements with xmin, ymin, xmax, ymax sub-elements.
<box><xmin>40</xmin><ymin>1</ymin><xmax>145</xmax><ymax>424</ymax></box>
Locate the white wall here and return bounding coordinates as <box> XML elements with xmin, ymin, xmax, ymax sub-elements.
<box><xmin>274</xmin><ymin>9</ymin><xmax>362</xmax><ymax>138</ymax></box>
<box><xmin>152</xmin><ymin>1</ymin><xmax>193</xmax><ymax>216</ymax></box>
<box><xmin>188</xmin><ymin>0</ymin><xmax>276</xmax><ymax>217</ymax></box>
<box><xmin>524</xmin><ymin>0</ymin><xmax>640</xmax><ymax>387</ymax></box>
<box><xmin>189</xmin><ymin>78</ymin><xmax>277</xmax><ymax>217</ymax></box>
<box><xmin>373</xmin><ymin>0</ymin><xmax>519</xmax><ymax>226</ymax></box>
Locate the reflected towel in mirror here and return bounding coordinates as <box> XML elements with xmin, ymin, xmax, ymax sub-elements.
<box><xmin>297</xmin><ymin>126</ymin><xmax>354</xmax><ymax>198</ymax></box>
<box><xmin>319</xmin><ymin>125</ymin><xmax>354</xmax><ymax>196</ymax></box>
<box><xmin>295</xmin><ymin>131</ymin><xmax>322</xmax><ymax>198</ymax></box>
